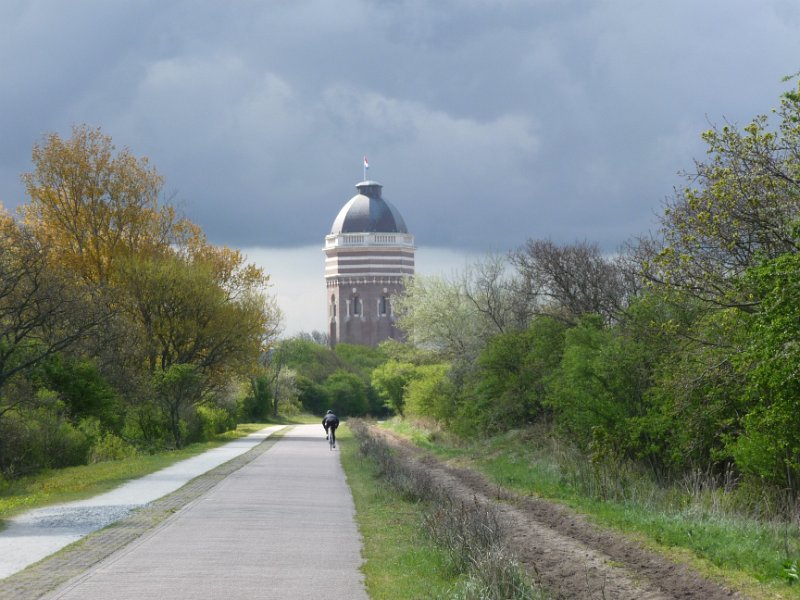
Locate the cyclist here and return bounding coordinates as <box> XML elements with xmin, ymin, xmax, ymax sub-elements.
<box><xmin>322</xmin><ymin>410</ymin><xmax>340</xmax><ymax>448</ymax></box>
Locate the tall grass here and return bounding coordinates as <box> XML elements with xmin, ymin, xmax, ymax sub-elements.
<box><xmin>337</xmin><ymin>424</ymin><xmax>457</xmax><ymax>599</ymax></box>
<box><xmin>383</xmin><ymin>420</ymin><xmax>800</xmax><ymax>598</ymax></box>
<box><xmin>349</xmin><ymin>420</ymin><xmax>548</xmax><ymax>600</ymax></box>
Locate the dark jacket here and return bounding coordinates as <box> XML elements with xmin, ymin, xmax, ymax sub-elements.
<box><xmin>322</xmin><ymin>413</ymin><xmax>340</xmax><ymax>430</ymax></box>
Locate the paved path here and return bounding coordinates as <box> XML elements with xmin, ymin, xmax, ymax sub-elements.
<box><xmin>0</xmin><ymin>425</ymin><xmax>284</xmax><ymax>580</ymax></box>
<box><xmin>42</xmin><ymin>424</ymin><xmax>368</xmax><ymax>600</ymax></box>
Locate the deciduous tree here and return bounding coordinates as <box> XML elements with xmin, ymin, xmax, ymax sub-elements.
<box><xmin>509</xmin><ymin>239</ymin><xmax>627</xmax><ymax>324</ymax></box>
<box><xmin>641</xmin><ymin>80</ymin><xmax>800</xmax><ymax>311</ymax></box>
<box><xmin>21</xmin><ymin>125</ymin><xmax>190</xmax><ymax>285</ymax></box>
<box><xmin>153</xmin><ymin>363</ymin><xmax>204</xmax><ymax>448</ymax></box>
<box><xmin>394</xmin><ymin>273</ymin><xmax>485</xmax><ymax>360</ymax></box>
<box><xmin>731</xmin><ymin>251</ymin><xmax>800</xmax><ymax>492</ymax></box>
<box><xmin>322</xmin><ymin>369</ymin><xmax>368</xmax><ymax>416</ymax></box>
<box><xmin>0</xmin><ymin>206</ymin><xmax>104</xmax><ymax>416</ymax></box>
<box><xmin>117</xmin><ymin>252</ymin><xmax>271</xmax><ymax>381</ymax></box>
<box><xmin>461</xmin><ymin>254</ymin><xmax>525</xmax><ymax>334</ymax></box>
<box><xmin>371</xmin><ymin>359</ymin><xmax>417</xmax><ymax>415</ymax></box>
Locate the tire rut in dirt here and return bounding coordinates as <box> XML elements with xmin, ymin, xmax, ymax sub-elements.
<box><xmin>374</xmin><ymin>427</ymin><xmax>744</xmax><ymax>600</ymax></box>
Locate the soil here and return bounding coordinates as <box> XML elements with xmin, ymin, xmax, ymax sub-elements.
<box><xmin>369</xmin><ymin>425</ymin><xmax>746</xmax><ymax>600</ymax></box>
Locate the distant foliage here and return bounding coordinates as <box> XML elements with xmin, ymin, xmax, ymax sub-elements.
<box><xmin>371</xmin><ymin>360</ymin><xmax>417</xmax><ymax>416</ymax></box>
<box><xmin>404</xmin><ymin>364</ymin><xmax>454</xmax><ymax>423</ymax></box>
<box><xmin>278</xmin><ymin>337</ymin><xmax>390</xmax><ymax>417</ymax></box>
<box><xmin>322</xmin><ymin>370</ymin><xmax>369</xmax><ymax>417</ymax></box>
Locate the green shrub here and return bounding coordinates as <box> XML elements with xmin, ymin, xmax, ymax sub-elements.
<box><xmin>371</xmin><ymin>359</ymin><xmax>417</xmax><ymax>416</ymax></box>
<box><xmin>405</xmin><ymin>364</ymin><xmax>454</xmax><ymax>422</ymax></box>
<box><xmin>197</xmin><ymin>404</ymin><xmax>236</xmax><ymax>439</ymax></box>
<box><xmin>322</xmin><ymin>369</ymin><xmax>369</xmax><ymax>416</ymax></box>
<box><xmin>0</xmin><ymin>402</ymin><xmax>91</xmax><ymax>477</ymax></box>
<box><xmin>88</xmin><ymin>432</ymin><xmax>139</xmax><ymax>463</ymax></box>
<box><xmin>239</xmin><ymin>375</ymin><xmax>272</xmax><ymax>421</ymax></box>
<box><xmin>36</xmin><ymin>354</ymin><xmax>123</xmax><ymax>430</ymax></box>
<box><xmin>122</xmin><ymin>400</ymin><xmax>171</xmax><ymax>450</ymax></box>
<box><xmin>42</xmin><ymin>416</ymin><xmax>90</xmax><ymax>469</ymax></box>
<box><xmin>279</xmin><ymin>398</ymin><xmax>303</xmax><ymax>416</ymax></box>
<box><xmin>295</xmin><ymin>375</ymin><xmax>328</xmax><ymax>414</ymax></box>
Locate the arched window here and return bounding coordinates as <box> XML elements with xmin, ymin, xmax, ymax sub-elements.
<box><xmin>379</xmin><ymin>295</ymin><xmax>388</xmax><ymax>316</ymax></box>
<box><xmin>330</xmin><ymin>295</ymin><xmax>336</xmax><ymax>318</ymax></box>
<box><xmin>352</xmin><ymin>295</ymin><xmax>361</xmax><ymax>316</ymax></box>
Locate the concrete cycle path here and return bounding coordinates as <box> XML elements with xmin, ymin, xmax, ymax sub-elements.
<box><xmin>43</xmin><ymin>424</ymin><xmax>368</xmax><ymax>600</ymax></box>
<box><xmin>0</xmin><ymin>425</ymin><xmax>285</xmax><ymax>580</ymax></box>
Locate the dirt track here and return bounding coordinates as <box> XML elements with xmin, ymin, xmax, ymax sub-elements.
<box><xmin>371</xmin><ymin>426</ymin><xmax>744</xmax><ymax>600</ymax></box>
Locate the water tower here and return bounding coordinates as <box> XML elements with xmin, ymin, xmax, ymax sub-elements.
<box><xmin>324</xmin><ymin>180</ymin><xmax>415</xmax><ymax>347</ymax></box>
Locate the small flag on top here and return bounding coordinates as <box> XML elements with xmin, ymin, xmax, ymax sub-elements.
<box><xmin>363</xmin><ymin>156</ymin><xmax>369</xmax><ymax>170</ymax></box>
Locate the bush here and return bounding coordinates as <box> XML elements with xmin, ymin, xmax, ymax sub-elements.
<box><xmin>322</xmin><ymin>370</ymin><xmax>369</xmax><ymax>416</ymax></box>
<box><xmin>239</xmin><ymin>375</ymin><xmax>272</xmax><ymax>421</ymax></box>
<box><xmin>0</xmin><ymin>403</ymin><xmax>90</xmax><ymax>477</ymax></box>
<box><xmin>279</xmin><ymin>398</ymin><xmax>303</xmax><ymax>416</ymax></box>
<box><xmin>469</xmin><ymin>318</ymin><xmax>566</xmax><ymax>434</ymax></box>
<box><xmin>45</xmin><ymin>417</ymin><xmax>92</xmax><ymax>468</ymax></box>
<box><xmin>36</xmin><ymin>354</ymin><xmax>123</xmax><ymax>431</ymax></box>
<box><xmin>197</xmin><ymin>404</ymin><xmax>236</xmax><ymax>439</ymax></box>
<box><xmin>371</xmin><ymin>359</ymin><xmax>417</xmax><ymax>416</ymax></box>
<box><xmin>295</xmin><ymin>375</ymin><xmax>328</xmax><ymax>414</ymax></box>
<box><xmin>88</xmin><ymin>432</ymin><xmax>139</xmax><ymax>463</ymax></box>
<box><xmin>122</xmin><ymin>400</ymin><xmax>171</xmax><ymax>450</ymax></box>
<box><xmin>404</xmin><ymin>364</ymin><xmax>454</xmax><ymax>422</ymax></box>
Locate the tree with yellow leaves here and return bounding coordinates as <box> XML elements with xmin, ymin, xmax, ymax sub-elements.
<box><xmin>21</xmin><ymin>125</ymin><xmax>195</xmax><ymax>285</ymax></box>
<box><xmin>20</xmin><ymin>125</ymin><xmax>281</xmax><ymax>416</ymax></box>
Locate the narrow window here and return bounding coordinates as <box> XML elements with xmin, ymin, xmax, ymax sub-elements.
<box><xmin>379</xmin><ymin>295</ymin><xmax>388</xmax><ymax>316</ymax></box>
<box><xmin>352</xmin><ymin>295</ymin><xmax>361</xmax><ymax>316</ymax></box>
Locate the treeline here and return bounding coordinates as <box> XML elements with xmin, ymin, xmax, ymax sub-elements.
<box><xmin>0</xmin><ymin>126</ymin><xmax>279</xmax><ymax>479</ymax></box>
<box><xmin>265</xmin><ymin>335</ymin><xmax>389</xmax><ymax>418</ymax></box>
<box><xmin>376</xmin><ymin>81</ymin><xmax>800</xmax><ymax>500</ymax></box>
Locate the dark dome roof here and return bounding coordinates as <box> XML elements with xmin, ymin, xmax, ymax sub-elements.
<box><xmin>330</xmin><ymin>181</ymin><xmax>408</xmax><ymax>234</ymax></box>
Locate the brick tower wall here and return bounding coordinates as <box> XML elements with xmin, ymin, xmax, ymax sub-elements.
<box><xmin>325</xmin><ymin>241</ymin><xmax>414</xmax><ymax>347</ymax></box>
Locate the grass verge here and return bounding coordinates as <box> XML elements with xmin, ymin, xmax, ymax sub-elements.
<box><xmin>381</xmin><ymin>419</ymin><xmax>800</xmax><ymax>600</ymax></box>
<box><xmin>338</xmin><ymin>423</ymin><xmax>458</xmax><ymax>599</ymax></box>
<box><xmin>341</xmin><ymin>421</ymin><xmax>548</xmax><ymax>600</ymax></box>
<box><xmin>0</xmin><ymin>422</ymin><xmax>280</xmax><ymax>527</ymax></box>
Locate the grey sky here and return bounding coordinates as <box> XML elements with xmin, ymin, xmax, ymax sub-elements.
<box><xmin>2</xmin><ymin>1</ymin><xmax>799</xmax><ymax>253</ymax></box>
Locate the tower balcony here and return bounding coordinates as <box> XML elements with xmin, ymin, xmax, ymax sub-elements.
<box><xmin>324</xmin><ymin>232</ymin><xmax>415</xmax><ymax>250</ymax></box>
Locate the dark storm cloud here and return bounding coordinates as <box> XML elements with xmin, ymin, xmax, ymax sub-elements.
<box><xmin>1</xmin><ymin>0</ymin><xmax>799</xmax><ymax>253</ymax></box>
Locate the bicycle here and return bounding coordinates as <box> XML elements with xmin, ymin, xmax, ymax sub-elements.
<box><xmin>327</xmin><ymin>427</ymin><xmax>337</xmax><ymax>450</ymax></box>
<box><xmin>323</xmin><ymin>410</ymin><xmax>339</xmax><ymax>451</ymax></box>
